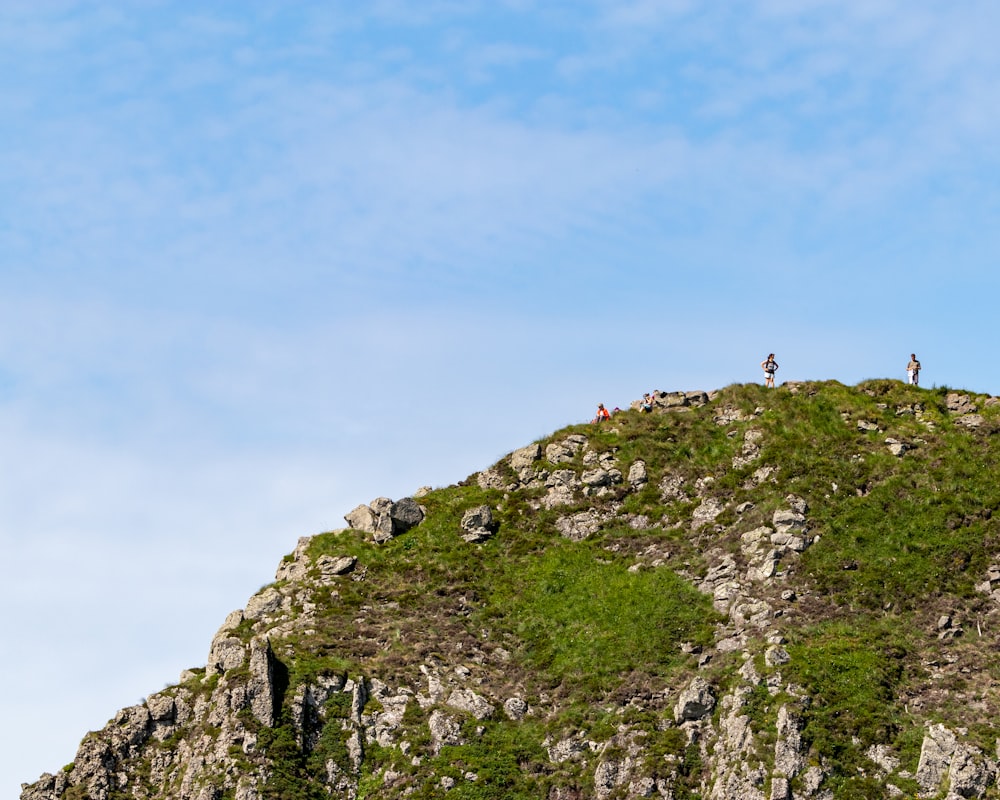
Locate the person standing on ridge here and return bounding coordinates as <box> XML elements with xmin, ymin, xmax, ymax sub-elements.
<box><xmin>907</xmin><ymin>353</ymin><xmax>921</xmax><ymax>386</ymax></box>
<box><xmin>761</xmin><ymin>353</ymin><xmax>778</xmax><ymax>388</ymax></box>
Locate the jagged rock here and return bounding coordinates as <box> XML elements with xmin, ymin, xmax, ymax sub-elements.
<box><xmin>477</xmin><ymin>466</ymin><xmax>505</xmax><ymax>490</ymax></box>
<box><xmin>548</xmin><ymin>735</ymin><xmax>590</xmax><ymax>763</ymax></box>
<box><xmin>545</xmin><ymin>434</ymin><xmax>587</xmax><ymax>464</ymax></box>
<box><xmin>705</xmin><ymin>668</ymin><xmax>767</xmax><ymax>800</ymax></box>
<box><xmin>147</xmin><ymin>693</ymin><xmax>175</xmax><ymax>725</ymax></box>
<box><xmin>360</xmin><ymin>679</ymin><xmax>410</xmax><ymax>749</ymax></box>
<box><xmin>509</xmin><ymin>443</ymin><xmax>541</xmax><ymax>470</ymax></box>
<box><xmin>785</xmin><ymin>494</ymin><xmax>808</xmax><ymax>514</ymax></box>
<box><xmin>655</xmin><ymin>474</ymin><xmax>685</xmax><ymax>503</ymax></box>
<box><xmin>656</xmin><ymin>390</ymin><xmax>689</xmax><ymax>409</ymax></box>
<box><xmin>208</xmin><ymin>636</ymin><xmax>246</xmax><ymax>674</ymax></box>
<box><xmin>769</xmin><ymin>776</ymin><xmax>790</xmax><ymax>800</ymax></box>
<box><xmin>344</xmin><ymin>496</ymin><xmax>424</xmax><ymax>543</ymax></box>
<box><xmin>948</xmin><ymin>743</ymin><xmax>996</xmax><ymax>797</ymax></box>
<box><xmin>627</xmin><ymin>460</ymin><xmax>648</xmax><ymax>488</ymax></box>
<box><xmin>542</xmin><ymin>469</ymin><xmax>581</xmax><ymax>508</ymax></box>
<box><xmin>555</xmin><ymin>509</ymin><xmax>604</xmax><ymax>541</ymax></box>
<box><xmin>917</xmin><ymin>723</ymin><xmax>959</xmax><ymax>794</ymax></box>
<box><xmin>428</xmin><ymin>710</ymin><xmax>463</xmax><ymax>755</ymax></box>
<box><xmin>885</xmin><ymin>438</ymin><xmax>909</xmax><ymax>457</ymax></box>
<box><xmin>947</xmin><ymin>393</ymin><xmax>978</xmax><ymax>414</ymax></box>
<box><xmin>674</xmin><ymin>677</ymin><xmax>716</xmax><ymax>722</ymax></box>
<box><xmin>733</xmin><ymin>428</ymin><xmax>765</xmax><ymax>468</ymax></box>
<box><xmin>774</xmin><ymin>706</ymin><xmax>805</xmax><ymax>778</ymax></box>
<box><xmin>460</xmin><ymin>505</ymin><xmax>497</xmax><ymax>543</ymax></box>
<box><xmin>275</xmin><ymin>536</ymin><xmax>314</xmax><ymax>581</ymax></box>
<box><xmin>765</xmin><ymin>646</ymin><xmax>790</xmax><ymax>668</ymax></box>
<box><xmin>772</xmin><ymin>508</ymin><xmax>806</xmax><ymax>535</ymax></box>
<box><xmin>593</xmin><ymin>757</ymin><xmax>621</xmax><ymax>799</ymax></box>
<box><xmin>800</xmin><ymin>766</ymin><xmax>826</xmax><ymax>796</ymax></box>
<box><xmin>692</xmin><ymin>497</ymin><xmax>725</xmax><ymax>529</ymax></box>
<box><xmin>247</xmin><ymin>637</ymin><xmax>278</xmax><ymax>727</ymax></box>
<box><xmin>704</xmin><ymin>554</ymin><xmax>739</xmax><ymax>584</ymax></box>
<box><xmin>581</xmin><ymin>467</ymin><xmax>617</xmax><ymax>488</ymax></box>
<box><xmin>390</xmin><ymin>497</ymin><xmax>425</xmax><ymax>532</ymax></box>
<box><xmin>245</xmin><ymin>586</ymin><xmax>283</xmax><ymax>620</ymax></box>
<box><xmin>744</xmin><ymin>464</ymin><xmax>777</xmax><ymax>488</ymax></box>
<box><xmin>715</xmin><ymin>405</ymin><xmax>748</xmax><ymax>425</ymax></box>
<box><xmin>291</xmin><ymin>675</ymin><xmax>347</xmax><ymax>750</ymax></box>
<box><xmin>315</xmin><ymin>554</ymin><xmax>357</xmax><ymax>578</ymax></box>
<box><xmin>370</xmin><ymin>497</ymin><xmax>398</xmax><ymax>539</ymax></box>
<box><xmin>503</xmin><ymin>697</ymin><xmax>528</xmax><ymax>720</ymax></box>
<box><xmin>771</xmin><ymin>531</ymin><xmax>808</xmax><ymax>552</ymax></box>
<box><xmin>344</xmin><ymin>503</ymin><xmax>378</xmax><ymax>533</ymax></box>
<box><xmin>866</xmin><ymin>743</ymin><xmax>900</xmax><ymax>774</ymax></box>
<box><xmin>447</xmin><ymin>687</ymin><xmax>495</xmax><ymax>719</ymax></box>
<box><xmin>747</xmin><ymin>549</ymin><xmax>780</xmax><ymax>582</ymax></box>
<box><xmin>687</xmin><ymin>390</ymin><xmax>709</xmax><ymax>406</ymax></box>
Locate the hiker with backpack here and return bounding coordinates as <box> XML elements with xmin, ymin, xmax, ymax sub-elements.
<box><xmin>761</xmin><ymin>354</ymin><xmax>778</xmax><ymax>388</ymax></box>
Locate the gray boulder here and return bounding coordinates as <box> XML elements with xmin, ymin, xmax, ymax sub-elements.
<box><xmin>917</xmin><ymin>723</ymin><xmax>958</xmax><ymax>794</ymax></box>
<box><xmin>510</xmin><ymin>444</ymin><xmax>541</xmax><ymax>470</ymax></box>
<box><xmin>344</xmin><ymin>496</ymin><xmax>425</xmax><ymax>543</ymax></box>
<box><xmin>390</xmin><ymin>497</ymin><xmax>425</xmax><ymax>532</ymax></box>
<box><xmin>461</xmin><ymin>505</ymin><xmax>497</xmax><ymax>543</ymax></box>
<box><xmin>344</xmin><ymin>503</ymin><xmax>377</xmax><ymax>533</ymax></box>
<box><xmin>674</xmin><ymin>676</ymin><xmax>716</xmax><ymax>722</ymax></box>
<box><xmin>947</xmin><ymin>393</ymin><xmax>977</xmax><ymax>414</ymax></box>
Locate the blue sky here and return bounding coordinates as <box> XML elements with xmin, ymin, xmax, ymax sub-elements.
<box><xmin>6</xmin><ymin>1</ymin><xmax>1000</xmax><ymax>792</ymax></box>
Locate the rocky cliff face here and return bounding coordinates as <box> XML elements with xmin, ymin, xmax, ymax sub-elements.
<box><xmin>22</xmin><ymin>382</ymin><xmax>1000</xmax><ymax>800</ymax></box>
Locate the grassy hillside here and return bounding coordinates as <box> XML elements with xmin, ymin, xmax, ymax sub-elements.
<box><xmin>32</xmin><ymin>379</ymin><xmax>1000</xmax><ymax>800</ymax></box>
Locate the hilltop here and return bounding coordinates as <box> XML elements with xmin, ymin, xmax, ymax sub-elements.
<box><xmin>21</xmin><ymin>380</ymin><xmax>1000</xmax><ymax>800</ymax></box>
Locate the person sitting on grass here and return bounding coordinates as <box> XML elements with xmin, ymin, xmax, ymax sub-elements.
<box><xmin>593</xmin><ymin>403</ymin><xmax>611</xmax><ymax>423</ymax></box>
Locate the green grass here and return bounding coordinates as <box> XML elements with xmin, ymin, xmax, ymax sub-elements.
<box><xmin>783</xmin><ymin>620</ymin><xmax>912</xmax><ymax>774</ymax></box>
<box><xmin>489</xmin><ymin>540</ymin><xmax>721</xmax><ymax>694</ymax></box>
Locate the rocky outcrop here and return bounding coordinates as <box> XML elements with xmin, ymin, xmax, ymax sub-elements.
<box><xmin>460</xmin><ymin>504</ymin><xmax>497</xmax><ymax>542</ymax></box>
<box><xmin>344</xmin><ymin>496</ymin><xmax>425</xmax><ymax>543</ymax></box>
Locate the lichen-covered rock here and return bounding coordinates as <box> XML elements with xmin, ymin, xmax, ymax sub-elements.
<box><xmin>917</xmin><ymin>723</ymin><xmax>958</xmax><ymax>794</ymax></box>
<box><xmin>345</xmin><ymin>496</ymin><xmax>424</xmax><ymax>543</ymax></box>
<box><xmin>675</xmin><ymin>677</ymin><xmax>716</xmax><ymax>722</ymax></box>
<box><xmin>509</xmin><ymin>444</ymin><xmax>541</xmax><ymax>470</ymax></box>
<box><xmin>446</xmin><ymin>687</ymin><xmax>495</xmax><ymax>720</ymax></box>
<box><xmin>460</xmin><ymin>505</ymin><xmax>496</xmax><ymax>543</ymax></box>
<box><xmin>428</xmin><ymin>710</ymin><xmax>463</xmax><ymax>754</ymax></box>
